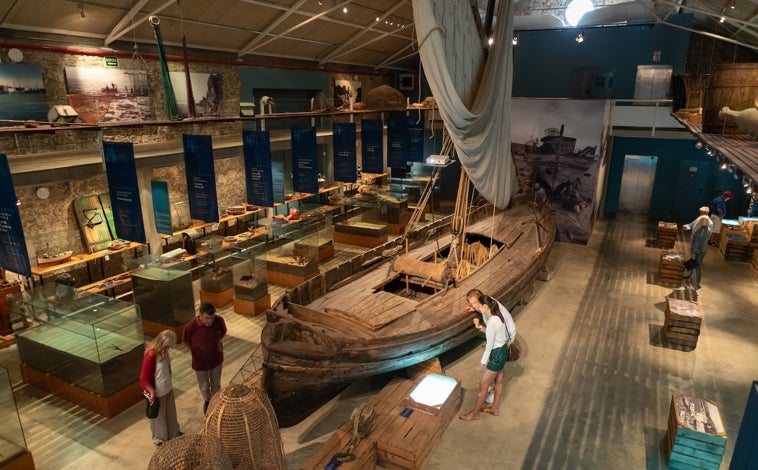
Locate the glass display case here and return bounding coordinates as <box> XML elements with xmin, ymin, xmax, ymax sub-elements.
<box><xmin>258</xmin><ymin>223</ymin><xmax>324</xmax><ymax>288</ymax></box>
<box><xmin>129</xmin><ymin>255</ymin><xmax>194</xmax><ymax>327</ymax></box>
<box><xmin>230</xmin><ymin>248</ymin><xmax>269</xmax><ymax>303</ymax></box>
<box><xmin>333</xmin><ymin>188</ymin><xmax>394</xmax><ymax>247</ymax></box>
<box><xmin>0</xmin><ymin>366</ymin><xmax>31</xmax><ymax>467</ymax></box>
<box><xmin>16</xmin><ymin>284</ymin><xmax>145</xmax><ymax>397</ymax></box>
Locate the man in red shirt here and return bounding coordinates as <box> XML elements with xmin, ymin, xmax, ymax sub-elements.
<box><xmin>183</xmin><ymin>302</ymin><xmax>227</xmax><ymax>414</ymax></box>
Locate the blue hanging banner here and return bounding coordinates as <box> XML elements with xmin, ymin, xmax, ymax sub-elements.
<box><xmin>333</xmin><ymin>122</ymin><xmax>357</xmax><ymax>183</ymax></box>
<box><xmin>361</xmin><ymin>119</ymin><xmax>384</xmax><ymax>174</ymax></box>
<box><xmin>387</xmin><ymin>113</ymin><xmax>409</xmax><ymax>168</ymax></box>
<box><xmin>291</xmin><ymin>127</ymin><xmax>319</xmax><ymax>194</ymax></box>
<box><xmin>102</xmin><ymin>141</ymin><xmax>146</xmax><ymax>243</ymax></box>
<box><xmin>408</xmin><ymin>111</ymin><xmax>426</xmax><ymax>164</ymax></box>
<box><xmin>243</xmin><ymin>130</ymin><xmax>275</xmax><ymax>207</ymax></box>
<box><xmin>271</xmin><ymin>160</ymin><xmax>286</xmax><ymax>204</ymax></box>
<box><xmin>151</xmin><ymin>180</ymin><xmax>173</xmax><ymax>236</ymax></box>
<box><xmin>0</xmin><ymin>154</ymin><xmax>31</xmax><ymax>277</ymax></box>
<box><xmin>182</xmin><ymin>134</ymin><xmax>219</xmax><ymax>222</ymax></box>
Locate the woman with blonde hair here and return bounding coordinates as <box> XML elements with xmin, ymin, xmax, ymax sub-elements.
<box><xmin>139</xmin><ymin>330</ymin><xmax>181</xmax><ymax>446</ymax></box>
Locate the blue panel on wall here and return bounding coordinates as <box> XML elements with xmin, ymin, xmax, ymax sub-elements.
<box><xmin>333</xmin><ymin>122</ymin><xmax>357</xmax><ymax>183</ymax></box>
<box><xmin>243</xmin><ymin>130</ymin><xmax>275</xmax><ymax>207</ymax></box>
<box><xmin>0</xmin><ymin>154</ymin><xmax>31</xmax><ymax>277</ymax></box>
<box><xmin>183</xmin><ymin>134</ymin><xmax>220</xmax><ymax>223</ymax></box>
<box><xmin>102</xmin><ymin>141</ymin><xmax>146</xmax><ymax>243</ymax></box>
<box><xmin>291</xmin><ymin>127</ymin><xmax>319</xmax><ymax>194</ymax></box>
<box><xmin>387</xmin><ymin>113</ymin><xmax>409</xmax><ymax>168</ymax></box>
<box><xmin>151</xmin><ymin>180</ymin><xmax>173</xmax><ymax>236</ymax></box>
<box><xmin>272</xmin><ymin>160</ymin><xmax>285</xmax><ymax>204</ymax></box>
<box><xmin>361</xmin><ymin>119</ymin><xmax>384</xmax><ymax>174</ymax></box>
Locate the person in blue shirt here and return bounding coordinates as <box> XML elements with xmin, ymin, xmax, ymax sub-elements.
<box><xmin>708</xmin><ymin>191</ymin><xmax>732</xmax><ymax>246</ymax></box>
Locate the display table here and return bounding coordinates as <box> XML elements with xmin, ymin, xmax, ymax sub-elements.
<box><xmin>30</xmin><ymin>242</ymin><xmax>144</xmax><ymax>286</ymax></box>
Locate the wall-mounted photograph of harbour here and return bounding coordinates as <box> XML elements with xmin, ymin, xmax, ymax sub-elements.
<box><xmin>511</xmin><ymin>99</ymin><xmax>604</xmax><ymax>244</ymax></box>
<box><xmin>0</xmin><ymin>63</ymin><xmax>48</xmax><ymax>127</ymax></box>
<box><xmin>169</xmin><ymin>71</ymin><xmax>222</xmax><ymax>117</ymax></box>
<box><xmin>64</xmin><ymin>66</ymin><xmax>152</xmax><ymax>124</ymax></box>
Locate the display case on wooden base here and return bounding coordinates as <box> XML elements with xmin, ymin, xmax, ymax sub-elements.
<box><xmin>130</xmin><ymin>255</ymin><xmax>195</xmax><ymax>334</ymax></box>
<box><xmin>16</xmin><ymin>284</ymin><xmax>144</xmax><ymax>417</ymax></box>
<box><xmin>0</xmin><ymin>366</ymin><xmax>35</xmax><ymax>470</ymax></box>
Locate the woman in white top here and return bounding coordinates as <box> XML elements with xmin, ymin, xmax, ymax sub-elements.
<box><xmin>460</xmin><ymin>295</ymin><xmax>510</xmax><ymax>420</ymax></box>
<box><xmin>140</xmin><ymin>330</ymin><xmax>181</xmax><ymax>446</ymax></box>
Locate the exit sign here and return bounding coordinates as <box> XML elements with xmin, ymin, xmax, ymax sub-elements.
<box><xmin>105</xmin><ymin>56</ymin><xmax>118</xmax><ymax>67</ymax></box>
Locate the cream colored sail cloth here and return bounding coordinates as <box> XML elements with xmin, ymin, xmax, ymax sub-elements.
<box><xmin>413</xmin><ymin>0</ymin><xmax>516</xmax><ymax>208</ymax></box>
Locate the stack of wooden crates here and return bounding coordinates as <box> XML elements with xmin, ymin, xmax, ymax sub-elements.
<box><xmin>663</xmin><ymin>393</ymin><xmax>727</xmax><ymax>470</ymax></box>
<box><xmin>751</xmin><ymin>250</ymin><xmax>758</xmax><ymax>283</ymax></box>
<box><xmin>658</xmin><ymin>251</ymin><xmax>686</xmax><ymax>288</ymax></box>
<box><xmin>719</xmin><ymin>224</ymin><xmax>750</xmax><ymax>261</ymax></box>
<box><xmin>740</xmin><ymin>216</ymin><xmax>758</xmax><ymax>260</ymax></box>
<box><xmin>656</xmin><ymin>221</ymin><xmax>678</xmax><ymax>249</ymax></box>
<box><xmin>662</xmin><ymin>297</ymin><xmax>702</xmax><ymax>349</ymax></box>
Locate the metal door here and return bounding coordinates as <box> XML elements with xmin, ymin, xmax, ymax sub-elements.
<box><xmin>619</xmin><ymin>155</ymin><xmax>658</xmax><ymax>213</ymax></box>
<box><xmin>672</xmin><ymin>160</ymin><xmax>710</xmax><ymax>220</ymax></box>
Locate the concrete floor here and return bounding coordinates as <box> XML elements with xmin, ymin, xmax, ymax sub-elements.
<box><xmin>2</xmin><ymin>214</ymin><xmax>756</xmax><ymax>469</ymax></box>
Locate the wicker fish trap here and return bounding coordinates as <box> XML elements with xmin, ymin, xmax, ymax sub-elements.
<box><xmin>147</xmin><ymin>433</ymin><xmax>232</xmax><ymax>470</ymax></box>
<box><xmin>204</xmin><ymin>383</ymin><xmax>286</xmax><ymax>470</ymax></box>
<box><xmin>364</xmin><ymin>85</ymin><xmax>406</xmax><ymax>110</ymax></box>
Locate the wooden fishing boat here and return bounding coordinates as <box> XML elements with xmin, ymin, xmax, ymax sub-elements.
<box><xmin>261</xmin><ymin>198</ymin><xmax>555</xmax><ymax>425</ymax></box>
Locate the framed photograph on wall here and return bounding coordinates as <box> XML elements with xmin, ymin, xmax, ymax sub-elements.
<box><xmin>398</xmin><ymin>74</ymin><xmax>415</xmax><ymax>91</ymax></box>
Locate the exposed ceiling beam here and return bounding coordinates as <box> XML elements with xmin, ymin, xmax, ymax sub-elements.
<box><xmin>104</xmin><ymin>0</ymin><xmax>152</xmax><ymax>46</ymax></box>
<box><xmin>236</xmin><ymin>0</ymin><xmax>309</xmax><ymax>56</ymax></box>
<box><xmin>1</xmin><ymin>23</ymin><xmax>106</xmax><ymax>41</ymax></box>
<box><xmin>318</xmin><ymin>0</ymin><xmax>408</xmax><ymax>64</ymax></box>
<box><xmin>238</xmin><ymin>0</ymin><xmax>352</xmax><ymax>56</ymax></box>
<box><xmin>375</xmin><ymin>42</ymin><xmax>416</xmax><ymax>69</ymax></box>
<box><xmin>321</xmin><ymin>25</ymin><xmax>412</xmax><ymax>65</ymax></box>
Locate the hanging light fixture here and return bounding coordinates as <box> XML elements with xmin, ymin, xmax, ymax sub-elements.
<box><xmin>343</xmin><ymin>6</ymin><xmax>348</xmax><ymax>13</ymax></box>
<box><xmin>576</xmin><ymin>32</ymin><xmax>584</xmax><ymax>43</ymax></box>
<box><xmin>512</xmin><ymin>34</ymin><xmax>519</xmax><ymax>45</ymax></box>
<box><xmin>695</xmin><ymin>140</ymin><xmax>703</xmax><ymax>149</ymax></box>
<box><xmin>706</xmin><ymin>147</ymin><xmax>715</xmax><ymax>156</ymax></box>
<box><xmin>730</xmin><ymin>0</ymin><xmax>736</xmax><ymax>9</ymax></box>
<box><xmin>743</xmin><ymin>175</ymin><xmax>752</xmax><ymax>188</ymax></box>
<box><xmin>16</xmin><ymin>197</ymin><xmax>21</xmax><ymax>206</ymax></box>
<box><xmin>487</xmin><ymin>36</ymin><xmax>494</xmax><ymax>46</ymax></box>
<box><xmin>720</xmin><ymin>161</ymin><xmax>728</xmax><ymax>170</ymax></box>
<box><xmin>729</xmin><ymin>163</ymin><xmax>736</xmax><ymax>174</ymax></box>
<box><xmin>78</xmin><ymin>3</ymin><xmax>86</xmax><ymax>18</ymax></box>
<box><xmin>747</xmin><ymin>186</ymin><xmax>754</xmax><ymax>194</ymax></box>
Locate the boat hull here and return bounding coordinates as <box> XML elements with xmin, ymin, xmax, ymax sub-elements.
<box><xmin>261</xmin><ymin>201</ymin><xmax>555</xmax><ymax>426</ymax></box>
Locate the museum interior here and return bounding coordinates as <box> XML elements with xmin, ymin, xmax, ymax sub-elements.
<box><xmin>1</xmin><ymin>0</ymin><xmax>758</xmax><ymax>469</ymax></box>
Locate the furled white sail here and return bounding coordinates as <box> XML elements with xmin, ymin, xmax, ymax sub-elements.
<box><xmin>413</xmin><ymin>0</ymin><xmax>516</xmax><ymax>208</ymax></box>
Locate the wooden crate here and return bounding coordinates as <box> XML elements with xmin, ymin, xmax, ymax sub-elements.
<box><xmin>658</xmin><ymin>251</ymin><xmax>686</xmax><ymax>287</ymax></box>
<box><xmin>656</xmin><ymin>221</ymin><xmax>678</xmax><ymax>249</ymax></box>
<box><xmin>0</xmin><ymin>450</ymin><xmax>35</xmax><ymax>470</ymax></box>
<box><xmin>662</xmin><ymin>298</ymin><xmax>702</xmax><ymax>348</ymax></box>
<box><xmin>302</xmin><ymin>421</ymin><xmax>378</xmax><ymax>470</ymax></box>
<box><xmin>663</xmin><ymin>394</ymin><xmax>727</xmax><ymax>470</ymax></box>
<box><xmin>719</xmin><ymin>230</ymin><xmax>749</xmax><ymax>261</ymax></box>
<box><xmin>739</xmin><ymin>216</ymin><xmax>758</xmax><ymax>244</ymax></box>
<box><xmin>751</xmin><ymin>251</ymin><xmax>758</xmax><ymax>282</ymax></box>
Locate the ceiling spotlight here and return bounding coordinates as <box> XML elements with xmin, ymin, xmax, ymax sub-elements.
<box><xmin>720</xmin><ymin>15</ymin><xmax>726</xmax><ymax>22</ymax></box>
<box><xmin>695</xmin><ymin>140</ymin><xmax>703</xmax><ymax>149</ymax></box>
<box><xmin>743</xmin><ymin>176</ymin><xmax>752</xmax><ymax>188</ymax></box>
<box><xmin>487</xmin><ymin>36</ymin><xmax>494</xmax><ymax>46</ymax></box>
<box><xmin>576</xmin><ymin>32</ymin><xmax>584</xmax><ymax>43</ymax></box>
<box><xmin>512</xmin><ymin>34</ymin><xmax>518</xmax><ymax>45</ymax></box>
<box><xmin>318</xmin><ymin>0</ymin><xmax>322</xmax><ymax>4</ymax></box>
<box><xmin>729</xmin><ymin>163</ymin><xmax>736</xmax><ymax>174</ymax></box>
<box><xmin>706</xmin><ymin>147</ymin><xmax>715</xmax><ymax>156</ymax></box>
<box><xmin>16</xmin><ymin>197</ymin><xmax>21</xmax><ymax>206</ymax></box>
<box><xmin>748</xmin><ymin>186</ymin><xmax>754</xmax><ymax>194</ymax></box>
<box><xmin>720</xmin><ymin>161</ymin><xmax>728</xmax><ymax>170</ymax></box>
<box><xmin>343</xmin><ymin>6</ymin><xmax>348</xmax><ymax>13</ymax></box>
<box><xmin>376</xmin><ymin>16</ymin><xmax>380</xmax><ymax>22</ymax></box>
<box><xmin>730</xmin><ymin>0</ymin><xmax>736</xmax><ymax>9</ymax></box>
<box><xmin>78</xmin><ymin>3</ymin><xmax>86</xmax><ymax>18</ymax></box>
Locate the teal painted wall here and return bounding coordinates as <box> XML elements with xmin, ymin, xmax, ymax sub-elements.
<box><xmin>605</xmin><ymin>136</ymin><xmax>716</xmax><ymax>221</ymax></box>
<box><xmin>512</xmin><ymin>14</ymin><xmax>692</xmax><ymax>98</ymax></box>
<box><xmin>240</xmin><ymin>67</ymin><xmax>330</xmax><ymax>101</ymax></box>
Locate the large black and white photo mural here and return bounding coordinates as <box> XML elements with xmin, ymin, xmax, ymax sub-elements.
<box><xmin>511</xmin><ymin>99</ymin><xmax>605</xmax><ymax>244</ymax></box>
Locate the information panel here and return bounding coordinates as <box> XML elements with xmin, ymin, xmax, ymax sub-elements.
<box><xmin>182</xmin><ymin>134</ymin><xmax>219</xmax><ymax>222</ymax></box>
<box><xmin>151</xmin><ymin>180</ymin><xmax>172</xmax><ymax>236</ymax></box>
<box><xmin>102</xmin><ymin>141</ymin><xmax>146</xmax><ymax>243</ymax></box>
<box><xmin>408</xmin><ymin>111</ymin><xmax>426</xmax><ymax>164</ymax></box>
<box><xmin>0</xmin><ymin>153</ymin><xmax>31</xmax><ymax>277</ymax></box>
<box><xmin>291</xmin><ymin>127</ymin><xmax>319</xmax><ymax>194</ymax></box>
<box><xmin>387</xmin><ymin>113</ymin><xmax>409</xmax><ymax>168</ymax></box>
<box><xmin>333</xmin><ymin>122</ymin><xmax>357</xmax><ymax>183</ymax></box>
<box><xmin>243</xmin><ymin>130</ymin><xmax>274</xmax><ymax>207</ymax></box>
<box><xmin>361</xmin><ymin>119</ymin><xmax>384</xmax><ymax>174</ymax></box>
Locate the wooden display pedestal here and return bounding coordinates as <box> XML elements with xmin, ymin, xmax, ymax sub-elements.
<box><xmin>662</xmin><ymin>298</ymin><xmax>702</xmax><ymax>349</ymax></box>
<box><xmin>293</xmin><ymin>243</ymin><xmax>335</xmax><ymax>262</ymax></box>
<box><xmin>233</xmin><ymin>295</ymin><xmax>271</xmax><ymax>316</ymax></box>
<box><xmin>334</xmin><ymin>231</ymin><xmax>388</xmax><ymax>248</ymax></box>
<box><xmin>265</xmin><ymin>269</ymin><xmax>318</xmax><ymax>288</ymax></box>
<box><xmin>199</xmin><ymin>287</ymin><xmax>234</xmax><ymax>308</ymax></box>
<box><xmin>0</xmin><ymin>450</ymin><xmax>35</xmax><ymax>470</ymax></box>
<box><xmin>142</xmin><ymin>319</ymin><xmax>185</xmax><ymax>338</ymax></box>
<box><xmin>663</xmin><ymin>394</ymin><xmax>726</xmax><ymax>469</ymax></box>
<box><xmin>19</xmin><ymin>363</ymin><xmax>141</xmax><ymax>418</ymax></box>
<box><xmin>658</xmin><ymin>251</ymin><xmax>685</xmax><ymax>288</ymax></box>
<box><xmin>656</xmin><ymin>221</ymin><xmax>677</xmax><ymax>249</ymax></box>
<box><xmin>719</xmin><ymin>229</ymin><xmax>749</xmax><ymax>261</ymax></box>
